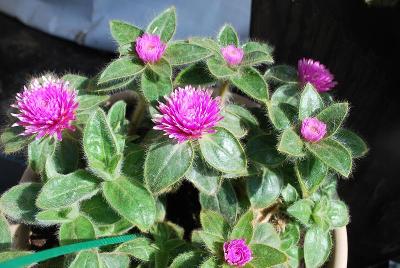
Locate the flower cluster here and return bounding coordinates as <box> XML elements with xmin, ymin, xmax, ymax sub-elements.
<box><xmin>301</xmin><ymin>117</ymin><xmax>327</xmax><ymax>142</ymax></box>
<box><xmin>298</xmin><ymin>58</ymin><xmax>337</xmax><ymax>92</ymax></box>
<box><xmin>11</xmin><ymin>76</ymin><xmax>78</xmax><ymax>140</ymax></box>
<box><xmin>135</xmin><ymin>33</ymin><xmax>166</xmax><ymax>63</ymax></box>
<box><xmin>153</xmin><ymin>86</ymin><xmax>223</xmax><ymax>142</ymax></box>
<box><xmin>223</xmin><ymin>239</ymin><xmax>253</xmax><ymax>267</ymax></box>
<box><xmin>221</xmin><ymin>45</ymin><xmax>244</xmax><ymax>66</ymax></box>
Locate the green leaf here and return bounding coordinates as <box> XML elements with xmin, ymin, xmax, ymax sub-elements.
<box><xmin>151</xmin><ymin>221</ymin><xmax>184</xmax><ymax>241</ymax></box>
<box><xmin>266</xmin><ymin>102</ymin><xmax>297</xmax><ymax>130</ymax></box>
<box><xmin>333</xmin><ymin>129</ymin><xmax>368</xmax><ymax>158</ymax></box>
<box><xmin>110</xmin><ymin>20</ymin><xmax>142</xmax><ymax>46</ymax></box>
<box><xmin>199</xmin><ymin>181</ymin><xmax>239</xmax><ymax>225</ymax></box>
<box><xmin>144</xmin><ymin>140</ymin><xmax>194</xmax><ymax>194</ymax></box>
<box><xmin>327</xmin><ymin>200</ymin><xmax>349</xmax><ymax>228</ymax></box>
<box><xmin>247</xmin><ymin>134</ymin><xmax>285</xmax><ymax>167</ymax></box>
<box><xmin>91</xmin><ymin>76</ymin><xmax>136</xmax><ymax>93</ymax></box>
<box><xmin>218</xmin><ymin>24</ymin><xmax>239</xmax><ymax>46</ymax></box>
<box><xmin>298</xmin><ymin>83</ymin><xmax>324</xmax><ymax>120</ymax></box>
<box><xmin>100</xmin><ymin>253</ymin><xmax>130</xmax><ymax>268</ymax></box>
<box><xmin>107</xmin><ymin>100</ymin><xmax>127</xmax><ymax>136</ymax></box>
<box><xmin>200</xmin><ymin>210</ymin><xmax>230</xmax><ymax>239</ymax></box>
<box><xmin>0</xmin><ymin>213</ymin><xmax>11</xmax><ymax>250</ymax></box>
<box><xmin>218</xmin><ymin>107</ymin><xmax>247</xmax><ymax>138</ymax></box>
<box><xmin>247</xmin><ymin>168</ymin><xmax>282</xmax><ymax>209</ymax></box>
<box><xmin>199</xmin><ymin>127</ymin><xmax>246</xmax><ymax>174</ymax></box>
<box><xmin>62</xmin><ymin>74</ymin><xmax>90</xmax><ymax>91</ymax></box>
<box><xmin>271</xmin><ymin>84</ymin><xmax>300</xmax><ymax>107</ymax></box>
<box><xmin>306</xmin><ymin>138</ymin><xmax>352</xmax><ymax>177</ymax></box>
<box><xmin>186</xmin><ymin>156</ymin><xmax>221</xmax><ymax>195</ymax></box>
<box><xmin>122</xmin><ymin>143</ymin><xmax>145</xmax><ymax>181</ymax></box>
<box><xmin>224</xmin><ymin>104</ymin><xmax>259</xmax><ymax>129</ymax></box>
<box><xmin>46</xmin><ymin>137</ymin><xmax>80</xmax><ymax>178</ymax></box>
<box><xmin>231</xmin><ymin>66</ymin><xmax>269</xmax><ymax>101</ymax></box>
<box><xmin>77</xmin><ymin>94</ymin><xmax>109</xmax><ymax>112</ymax></box>
<box><xmin>295</xmin><ymin>156</ymin><xmax>328</xmax><ymax>197</ymax></box>
<box><xmin>206</xmin><ymin>55</ymin><xmax>236</xmax><ymax>79</ymax></box>
<box><xmin>317</xmin><ymin>103</ymin><xmax>349</xmax><ymax>137</ymax></box>
<box><xmin>312</xmin><ymin>197</ymin><xmax>330</xmax><ymax>231</ymax></box>
<box><xmin>36</xmin><ymin>206</ymin><xmax>79</xmax><ymax>225</ymax></box>
<box><xmin>36</xmin><ymin>170</ymin><xmax>99</xmax><ymax>209</ymax></box>
<box><xmin>115</xmin><ymin>237</ymin><xmax>157</xmax><ymax>261</ymax></box>
<box><xmin>280</xmin><ymin>223</ymin><xmax>300</xmax><ymax>250</ymax></box>
<box><xmin>170</xmin><ymin>251</ymin><xmax>204</xmax><ymax>268</ymax></box>
<box><xmin>198</xmin><ymin>231</ymin><xmax>224</xmax><ymax>253</ymax></box>
<box><xmin>28</xmin><ymin>138</ymin><xmax>56</xmax><ymax>175</ymax></box>
<box><xmin>59</xmin><ymin>215</ymin><xmax>96</xmax><ymax>245</ymax></box>
<box><xmin>304</xmin><ymin>227</ymin><xmax>332</xmax><ymax>268</ymax></box>
<box><xmin>281</xmin><ymin>184</ymin><xmax>299</xmax><ymax>204</ymax></box>
<box><xmin>0</xmin><ymin>127</ymin><xmax>30</xmax><ymax>154</ymax></box>
<box><xmin>98</xmin><ymin>57</ymin><xmax>144</xmax><ymax>85</ymax></box>
<box><xmin>0</xmin><ymin>251</ymin><xmax>31</xmax><ymax>263</ymax></box>
<box><xmin>83</xmin><ymin>109</ymin><xmax>123</xmax><ymax>180</ymax></box>
<box><xmin>264</xmin><ymin>65</ymin><xmax>298</xmax><ymax>85</ymax></box>
<box><xmin>165</xmin><ymin>42</ymin><xmax>212</xmax><ymax>65</ymax></box>
<box><xmin>249</xmin><ymin>244</ymin><xmax>288</xmax><ymax>267</ymax></box>
<box><xmin>278</xmin><ymin>128</ymin><xmax>304</xmax><ymax>157</ymax></box>
<box><xmin>174</xmin><ymin>62</ymin><xmax>216</xmax><ymax>86</ymax></box>
<box><xmin>81</xmin><ymin>194</ymin><xmax>120</xmax><ymax>225</ymax></box>
<box><xmin>68</xmin><ymin>250</ymin><xmax>100</xmax><ymax>267</ymax></box>
<box><xmin>188</xmin><ymin>37</ymin><xmax>221</xmax><ymax>54</ymax></box>
<box><xmin>287</xmin><ymin>199</ymin><xmax>314</xmax><ymax>226</ymax></box>
<box><xmin>0</xmin><ymin>182</ymin><xmax>41</xmax><ymax>224</ymax></box>
<box><xmin>146</xmin><ymin>7</ymin><xmax>176</xmax><ymax>42</ymax></box>
<box><xmin>252</xmin><ymin>222</ymin><xmax>280</xmax><ymax>248</ymax></box>
<box><xmin>102</xmin><ymin>177</ymin><xmax>156</xmax><ymax>231</ymax></box>
<box><xmin>200</xmin><ymin>257</ymin><xmax>219</xmax><ymax>268</ymax></box>
<box><xmin>141</xmin><ymin>68</ymin><xmax>172</xmax><ymax>102</ymax></box>
<box><xmin>230</xmin><ymin>210</ymin><xmax>253</xmax><ymax>243</ymax></box>
<box><xmin>241</xmin><ymin>41</ymin><xmax>274</xmax><ymax>66</ymax></box>
<box><xmin>148</xmin><ymin>58</ymin><xmax>172</xmax><ymax>77</ymax></box>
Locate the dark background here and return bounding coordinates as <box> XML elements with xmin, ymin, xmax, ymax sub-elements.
<box><xmin>1</xmin><ymin>0</ymin><xmax>399</xmax><ymax>267</ymax></box>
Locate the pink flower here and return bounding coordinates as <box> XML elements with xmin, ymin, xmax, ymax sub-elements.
<box><xmin>11</xmin><ymin>76</ymin><xmax>78</xmax><ymax>141</ymax></box>
<box><xmin>298</xmin><ymin>58</ymin><xmax>337</xmax><ymax>92</ymax></box>
<box><xmin>153</xmin><ymin>86</ymin><xmax>223</xmax><ymax>143</ymax></box>
<box><xmin>221</xmin><ymin>45</ymin><xmax>244</xmax><ymax>66</ymax></box>
<box><xmin>223</xmin><ymin>239</ymin><xmax>253</xmax><ymax>267</ymax></box>
<box><xmin>301</xmin><ymin>117</ymin><xmax>327</xmax><ymax>142</ymax></box>
<box><xmin>135</xmin><ymin>33</ymin><xmax>166</xmax><ymax>64</ymax></box>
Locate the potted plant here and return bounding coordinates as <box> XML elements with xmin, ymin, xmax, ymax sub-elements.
<box><xmin>0</xmin><ymin>7</ymin><xmax>367</xmax><ymax>268</ymax></box>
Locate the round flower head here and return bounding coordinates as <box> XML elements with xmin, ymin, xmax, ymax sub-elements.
<box><xmin>223</xmin><ymin>239</ymin><xmax>253</xmax><ymax>267</ymax></box>
<box><xmin>11</xmin><ymin>76</ymin><xmax>78</xmax><ymax>141</ymax></box>
<box><xmin>135</xmin><ymin>33</ymin><xmax>166</xmax><ymax>64</ymax></box>
<box><xmin>301</xmin><ymin>117</ymin><xmax>327</xmax><ymax>142</ymax></box>
<box><xmin>221</xmin><ymin>45</ymin><xmax>244</xmax><ymax>66</ymax></box>
<box><xmin>153</xmin><ymin>86</ymin><xmax>223</xmax><ymax>143</ymax></box>
<box><xmin>298</xmin><ymin>58</ymin><xmax>337</xmax><ymax>92</ymax></box>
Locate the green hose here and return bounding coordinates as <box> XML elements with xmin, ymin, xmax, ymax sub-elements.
<box><xmin>0</xmin><ymin>234</ymin><xmax>139</xmax><ymax>268</ymax></box>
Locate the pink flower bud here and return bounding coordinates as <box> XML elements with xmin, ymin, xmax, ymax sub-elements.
<box><xmin>223</xmin><ymin>239</ymin><xmax>253</xmax><ymax>267</ymax></box>
<box><xmin>153</xmin><ymin>86</ymin><xmax>223</xmax><ymax>142</ymax></box>
<box><xmin>298</xmin><ymin>58</ymin><xmax>337</xmax><ymax>92</ymax></box>
<box><xmin>221</xmin><ymin>45</ymin><xmax>244</xmax><ymax>66</ymax></box>
<box><xmin>301</xmin><ymin>117</ymin><xmax>327</xmax><ymax>142</ymax></box>
<box><xmin>135</xmin><ymin>33</ymin><xmax>166</xmax><ymax>64</ymax></box>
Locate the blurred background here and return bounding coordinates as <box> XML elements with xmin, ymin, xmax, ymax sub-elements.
<box><xmin>0</xmin><ymin>0</ymin><xmax>399</xmax><ymax>266</ymax></box>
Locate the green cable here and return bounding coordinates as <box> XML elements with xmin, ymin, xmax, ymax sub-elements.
<box><xmin>0</xmin><ymin>234</ymin><xmax>139</xmax><ymax>268</ymax></box>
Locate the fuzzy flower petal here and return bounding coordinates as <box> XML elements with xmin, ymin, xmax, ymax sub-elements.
<box><xmin>12</xmin><ymin>75</ymin><xmax>78</xmax><ymax>141</ymax></box>
<box><xmin>298</xmin><ymin>58</ymin><xmax>337</xmax><ymax>92</ymax></box>
<box><xmin>221</xmin><ymin>45</ymin><xmax>244</xmax><ymax>66</ymax></box>
<box><xmin>135</xmin><ymin>33</ymin><xmax>166</xmax><ymax>64</ymax></box>
<box><xmin>301</xmin><ymin>117</ymin><xmax>327</xmax><ymax>142</ymax></box>
<box><xmin>153</xmin><ymin>86</ymin><xmax>223</xmax><ymax>142</ymax></box>
<box><xmin>223</xmin><ymin>239</ymin><xmax>253</xmax><ymax>267</ymax></box>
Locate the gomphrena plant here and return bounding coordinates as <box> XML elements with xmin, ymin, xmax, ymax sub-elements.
<box><xmin>0</xmin><ymin>7</ymin><xmax>367</xmax><ymax>268</ymax></box>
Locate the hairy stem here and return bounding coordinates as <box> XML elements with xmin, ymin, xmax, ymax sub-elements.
<box><xmin>129</xmin><ymin>93</ymin><xmax>147</xmax><ymax>135</ymax></box>
<box><xmin>219</xmin><ymin>80</ymin><xmax>230</xmax><ymax>104</ymax></box>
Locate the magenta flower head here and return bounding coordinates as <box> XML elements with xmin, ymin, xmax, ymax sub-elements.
<box><xmin>301</xmin><ymin>117</ymin><xmax>327</xmax><ymax>142</ymax></box>
<box><xmin>298</xmin><ymin>58</ymin><xmax>337</xmax><ymax>92</ymax></box>
<box><xmin>11</xmin><ymin>75</ymin><xmax>78</xmax><ymax>141</ymax></box>
<box><xmin>221</xmin><ymin>45</ymin><xmax>244</xmax><ymax>66</ymax></box>
<box><xmin>153</xmin><ymin>86</ymin><xmax>223</xmax><ymax>143</ymax></box>
<box><xmin>223</xmin><ymin>239</ymin><xmax>253</xmax><ymax>267</ymax></box>
<box><xmin>135</xmin><ymin>33</ymin><xmax>166</xmax><ymax>64</ymax></box>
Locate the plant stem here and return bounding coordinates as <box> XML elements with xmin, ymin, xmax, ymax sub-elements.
<box><xmin>129</xmin><ymin>93</ymin><xmax>147</xmax><ymax>135</ymax></box>
<box><xmin>219</xmin><ymin>80</ymin><xmax>230</xmax><ymax>104</ymax></box>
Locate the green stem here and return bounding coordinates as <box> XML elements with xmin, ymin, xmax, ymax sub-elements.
<box><xmin>129</xmin><ymin>93</ymin><xmax>147</xmax><ymax>135</ymax></box>
<box><xmin>219</xmin><ymin>80</ymin><xmax>230</xmax><ymax>104</ymax></box>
